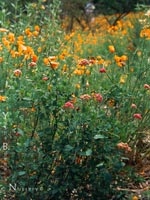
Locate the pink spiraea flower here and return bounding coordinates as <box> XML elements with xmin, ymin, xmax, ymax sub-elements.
<box><xmin>117</xmin><ymin>142</ymin><xmax>132</xmax><ymax>152</ymax></box>
<box><xmin>94</xmin><ymin>93</ymin><xmax>103</xmax><ymax>102</ymax></box>
<box><xmin>80</xmin><ymin>94</ymin><xmax>91</xmax><ymax>100</ymax></box>
<box><xmin>63</xmin><ymin>101</ymin><xmax>74</xmax><ymax>109</ymax></box>
<box><xmin>131</xmin><ymin>103</ymin><xmax>137</xmax><ymax>109</ymax></box>
<box><xmin>133</xmin><ymin>113</ymin><xmax>142</xmax><ymax>120</ymax></box>
<box><xmin>144</xmin><ymin>84</ymin><xmax>150</xmax><ymax>89</ymax></box>
<box><xmin>42</xmin><ymin>76</ymin><xmax>49</xmax><ymax>81</ymax></box>
<box><xmin>99</xmin><ymin>67</ymin><xmax>106</xmax><ymax>73</ymax></box>
<box><xmin>79</xmin><ymin>59</ymin><xmax>89</xmax><ymax>66</ymax></box>
<box><xmin>14</xmin><ymin>69</ymin><xmax>22</xmax><ymax>77</ymax></box>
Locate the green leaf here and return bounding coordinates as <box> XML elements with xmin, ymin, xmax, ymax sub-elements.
<box><xmin>94</xmin><ymin>134</ymin><xmax>105</xmax><ymax>139</ymax></box>
<box><xmin>85</xmin><ymin>149</ymin><xmax>92</xmax><ymax>156</ymax></box>
<box><xmin>18</xmin><ymin>171</ymin><xmax>26</xmax><ymax>176</ymax></box>
<box><xmin>96</xmin><ymin>162</ymin><xmax>104</xmax><ymax>168</ymax></box>
<box><xmin>64</xmin><ymin>145</ymin><xmax>73</xmax><ymax>152</ymax></box>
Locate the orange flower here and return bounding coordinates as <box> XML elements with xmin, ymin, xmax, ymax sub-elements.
<box><xmin>0</xmin><ymin>57</ymin><xmax>3</xmax><ymax>63</ymax></box>
<box><xmin>25</xmin><ymin>28</ymin><xmax>32</xmax><ymax>37</ymax></box>
<box><xmin>33</xmin><ymin>31</ymin><xmax>39</xmax><ymax>37</ymax></box>
<box><xmin>48</xmin><ymin>56</ymin><xmax>57</xmax><ymax>61</ymax></box>
<box><xmin>43</xmin><ymin>58</ymin><xmax>49</xmax><ymax>65</ymax></box>
<box><xmin>50</xmin><ymin>61</ymin><xmax>59</xmax><ymax>69</ymax></box>
<box><xmin>34</xmin><ymin>25</ymin><xmax>40</xmax><ymax>32</ymax></box>
<box><xmin>108</xmin><ymin>45</ymin><xmax>115</xmax><ymax>53</ymax></box>
<box><xmin>0</xmin><ymin>96</ymin><xmax>7</xmax><ymax>102</ymax></box>
<box><xmin>32</xmin><ymin>55</ymin><xmax>38</xmax><ymax>62</ymax></box>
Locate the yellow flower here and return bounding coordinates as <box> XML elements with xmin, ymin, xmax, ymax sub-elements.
<box><xmin>120</xmin><ymin>75</ymin><xmax>128</xmax><ymax>84</ymax></box>
<box><xmin>132</xmin><ymin>196</ymin><xmax>138</xmax><ymax>200</ymax></box>
<box><xmin>75</xmin><ymin>84</ymin><xmax>80</xmax><ymax>89</ymax></box>
<box><xmin>37</xmin><ymin>47</ymin><xmax>42</xmax><ymax>53</ymax></box>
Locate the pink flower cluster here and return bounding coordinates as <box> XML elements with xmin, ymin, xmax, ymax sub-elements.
<box><xmin>144</xmin><ymin>84</ymin><xmax>150</xmax><ymax>89</ymax></box>
<box><xmin>63</xmin><ymin>101</ymin><xmax>74</xmax><ymax>109</ymax></box>
<box><xmin>117</xmin><ymin>142</ymin><xmax>132</xmax><ymax>152</ymax></box>
<box><xmin>94</xmin><ymin>93</ymin><xmax>103</xmax><ymax>102</ymax></box>
<box><xmin>133</xmin><ymin>113</ymin><xmax>142</xmax><ymax>120</ymax></box>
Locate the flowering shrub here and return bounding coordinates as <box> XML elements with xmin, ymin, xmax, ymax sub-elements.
<box><xmin>0</xmin><ymin>1</ymin><xmax>150</xmax><ymax>200</ymax></box>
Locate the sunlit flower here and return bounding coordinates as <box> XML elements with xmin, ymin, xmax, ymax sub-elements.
<box><xmin>63</xmin><ymin>101</ymin><xmax>74</xmax><ymax>109</ymax></box>
<box><xmin>14</xmin><ymin>69</ymin><xmax>22</xmax><ymax>77</ymax></box>
<box><xmin>133</xmin><ymin>113</ymin><xmax>142</xmax><ymax>120</ymax></box>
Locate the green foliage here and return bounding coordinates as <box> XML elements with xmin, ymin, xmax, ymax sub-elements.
<box><xmin>0</xmin><ymin>0</ymin><xmax>150</xmax><ymax>200</ymax></box>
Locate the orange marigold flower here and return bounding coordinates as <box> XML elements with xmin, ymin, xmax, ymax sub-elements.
<box><xmin>132</xmin><ymin>196</ymin><xmax>138</xmax><ymax>200</ymax></box>
<box><xmin>121</xmin><ymin>55</ymin><xmax>128</xmax><ymax>61</ymax></box>
<box><xmin>50</xmin><ymin>61</ymin><xmax>59</xmax><ymax>69</ymax></box>
<box><xmin>0</xmin><ymin>57</ymin><xmax>3</xmax><ymax>63</ymax></box>
<box><xmin>32</xmin><ymin>55</ymin><xmax>38</xmax><ymax>62</ymax></box>
<box><xmin>34</xmin><ymin>25</ymin><xmax>40</xmax><ymax>32</ymax></box>
<box><xmin>108</xmin><ymin>45</ymin><xmax>115</xmax><ymax>53</ymax></box>
<box><xmin>33</xmin><ymin>31</ymin><xmax>39</xmax><ymax>37</ymax></box>
<box><xmin>0</xmin><ymin>96</ymin><xmax>7</xmax><ymax>102</ymax></box>
<box><xmin>48</xmin><ymin>56</ymin><xmax>57</xmax><ymax>61</ymax></box>
<box><xmin>43</xmin><ymin>58</ymin><xmax>49</xmax><ymax>65</ymax></box>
